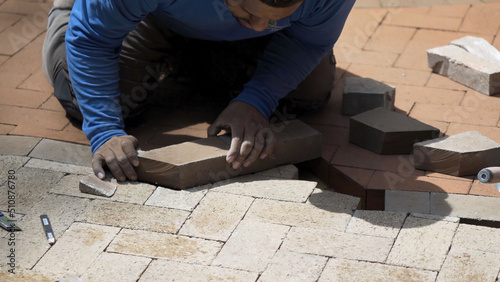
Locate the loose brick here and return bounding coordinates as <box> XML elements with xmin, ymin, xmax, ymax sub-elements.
<box><xmin>0</xmin><ymin>167</ymin><xmax>64</xmax><ymax>214</ymax></box>
<box><xmin>259</xmin><ymin>250</ymin><xmax>328</xmax><ymax>282</ymax></box>
<box><xmin>79</xmin><ymin>200</ymin><xmax>189</xmax><ymax>233</ymax></box>
<box><xmin>79</xmin><ymin>174</ymin><xmax>117</xmax><ymax>197</ymax></box>
<box><xmin>179</xmin><ymin>192</ymin><xmax>254</xmax><ymax>241</ymax></box>
<box><xmin>145</xmin><ymin>185</ymin><xmax>210</xmax><ymax>211</ymax></box>
<box><xmin>25</xmin><ymin>158</ymin><xmax>92</xmax><ymax>175</ymax></box>
<box><xmin>0</xmin><ymin>135</ymin><xmax>40</xmax><ymax>156</ymax></box>
<box><xmin>414</xmin><ymin>131</ymin><xmax>500</xmax><ymax>176</ymax></box>
<box><xmin>81</xmin><ymin>253</ymin><xmax>151</xmax><ymax>282</ymax></box>
<box><xmin>346</xmin><ymin>210</ymin><xmax>407</xmax><ymax>238</ymax></box>
<box><xmin>246</xmin><ymin>197</ymin><xmax>354</xmax><ymax>232</ymax></box>
<box><xmin>29</xmin><ymin>139</ymin><xmax>92</xmax><ymax>167</ymax></box>
<box><xmin>135</xmin><ymin>120</ymin><xmax>321</xmax><ymax>189</ymax></box>
<box><xmin>212</xmin><ymin>220</ymin><xmax>289</xmax><ymax>272</ymax></box>
<box><xmin>385</xmin><ymin>190</ymin><xmax>430</xmax><ymax>214</ymax></box>
<box><xmin>139</xmin><ymin>259</ymin><xmax>258</xmax><ymax>282</ymax></box>
<box><xmin>387</xmin><ymin>215</ymin><xmax>458</xmax><ymax>271</ymax></box>
<box><xmin>212</xmin><ymin>175</ymin><xmax>317</xmax><ymax>202</ymax></box>
<box><xmin>427</xmin><ymin>45</ymin><xmax>500</xmax><ymax>95</ymax></box>
<box><xmin>319</xmin><ymin>258</ymin><xmax>438</xmax><ymax>282</ymax></box>
<box><xmin>431</xmin><ymin>193</ymin><xmax>500</xmax><ymax>221</ymax></box>
<box><xmin>451</xmin><ymin>36</ymin><xmax>500</xmax><ymax>63</ymax></box>
<box><xmin>282</xmin><ymin>226</ymin><xmax>394</xmax><ymax>262</ymax></box>
<box><xmin>342</xmin><ymin>77</ymin><xmax>395</xmax><ymax>116</ymax></box>
<box><xmin>33</xmin><ymin>223</ymin><xmax>120</xmax><ymax>278</ymax></box>
<box><xmin>437</xmin><ymin>247</ymin><xmax>500</xmax><ymax>281</ymax></box>
<box><xmin>453</xmin><ymin>224</ymin><xmax>500</xmax><ymax>254</ymax></box>
<box><xmin>52</xmin><ymin>174</ymin><xmax>156</xmax><ymax>204</ymax></box>
<box><xmin>108</xmin><ymin>229</ymin><xmax>222</xmax><ymax>265</ymax></box>
<box><xmin>350</xmin><ymin>107</ymin><xmax>440</xmax><ymax>154</ymax></box>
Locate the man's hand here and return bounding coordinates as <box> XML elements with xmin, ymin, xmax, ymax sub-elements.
<box><xmin>208</xmin><ymin>101</ymin><xmax>276</xmax><ymax>169</ymax></box>
<box><xmin>92</xmin><ymin>135</ymin><xmax>140</xmax><ymax>181</ymax></box>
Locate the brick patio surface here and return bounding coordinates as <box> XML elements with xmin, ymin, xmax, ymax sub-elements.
<box><xmin>1</xmin><ymin>0</ymin><xmax>500</xmax><ymax>280</ymax></box>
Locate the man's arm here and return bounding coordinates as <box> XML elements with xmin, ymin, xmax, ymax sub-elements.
<box><xmin>66</xmin><ymin>0</ymin><xmax>160</xmax><ymax>180</ymax></box>
<box><xmin>209</xmin><ymin>0</ymin><xmax>355</xmax><ymax>169</ymax></box>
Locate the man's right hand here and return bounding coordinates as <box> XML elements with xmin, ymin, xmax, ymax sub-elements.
<box><xmin>92</xmin><ymin>135</ymin><xmax>140</xmax><ymax>182</ymax></box>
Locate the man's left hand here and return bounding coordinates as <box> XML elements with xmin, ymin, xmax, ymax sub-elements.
<box><xmin>208</xmin><ymin>101</ymin><xmax>276</xmax><ymax>169</ymax></box>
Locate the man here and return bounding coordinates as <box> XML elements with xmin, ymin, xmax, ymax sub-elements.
<box><xmin>43</xmin><ymin>0</ymin><xmax>355</xmax><ymax>182</ymax></box>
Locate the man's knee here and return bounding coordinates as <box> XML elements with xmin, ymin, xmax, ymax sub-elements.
<box><xmin>280</xmin><ymin>50</ymin><xmax>336</xmax><ymax>114</ymax></box>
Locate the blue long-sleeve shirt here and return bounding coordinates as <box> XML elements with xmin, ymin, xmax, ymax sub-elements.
<box><xmin>66</xmin><ymin>0</ymin><xmax>355</xmax><ymax>153</ymax></box>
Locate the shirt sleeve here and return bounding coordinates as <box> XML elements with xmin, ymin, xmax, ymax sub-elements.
<box><xmin>65</xmin><ymin>0</ymin><xmax>160</xmax><ymax>153</ymax></box>
<box><xmin>233</xmin><ymin>0</ymin><xmax>355</xmax><ymax>118</ymax></box>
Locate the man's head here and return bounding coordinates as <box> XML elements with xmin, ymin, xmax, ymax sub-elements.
<box><xmin>225</xmin><ymin>0</ymin><xmax>305</xmax><ymax>32</ymax></box>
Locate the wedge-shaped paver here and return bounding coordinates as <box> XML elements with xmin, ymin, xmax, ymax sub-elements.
<box><xmin>33</xmin><ymin>223</ymin><xmax>120</xmax><ymax>278</ymax></box>
<box><xmin>342</xmin><ymin>77</ymin><xmax>396</xmax><ymax>116</ymax></box>
<box><xmin>437</xmin><ymin>247</ymin><xmax>500</xmax><ymax>282</ymax></box>
<box><xmin>29</xmin><ymin>139</ymin><xmax>92</xmax><ymax>167</ymax></box>
<box><xmin>254</xmin><ymin>164</ymin><xmax>299</xmax><ymax>179</ymax></box>
<box><xmin>81</xmin><ymin>252</ymin><xmax>151</xmax><ymax>282</ymax></box>
<box><xmin>245</xmin><ymin>197</ymin><xmax>353</xmax><ymax>232</ymax></box>
<box><xmin>79</xmin><ymin>174</ymin><xmax>117</xmax><ymax>197</ymax></box>
<box><xmin>0</xmin><ymin>167</ymin><xmax>64</xmax><ymax>214</ymax></box>
<box><xmin>24</xmin><ymin>158</ymin><xmax>92</xmax><ymax>175</ymax></box>
<box><xmin>135</xmin><ymin>120</ymin><xmax>321</xmax><ymax>189</ymax></box>
<box><xmin>346</xmin><ymin>210</ymin><xmax>408</xmax><ymax>238</ymax></box>
<box><xmin>259</xmin><ymin>250</ymin><xmax>328</xmax><ymax>282</ymax></box>
<box><xmin>51</xmin><ymin>174</ymin><xmax>155</xmax><ymax>204</ymax></box>
<box><xmin>431</xmin><ymin>193</ymin><xmax>500</xmax><ymax>221</ymax></box>
<box><xmin>0</xmin><ymin>135</ymin><xmax>40</xmax><ymax>156</ymax></box>
<box><xmin>179</xmin><ymin>192</ymin><xmax>254</xmax><ymax>241</ymax></box>
<box><xmin>350</xmin><ymin>107</ymin><xmax>440</xmax><ymax>154</ymax></box>
<box><xmin>212</xmin><ymin>220</ymin><xmax>289</xmax><ymax>272</ymax></box>
<box><xmin>282</xmin><ymin>226</ymin><xmax>393</xmax><ymax>262</ymax></box>
<box><xmin>414</xmin><ymin>131</ymin><xmax>500</xmax><ymax>176</ymax></box>
<box><xmin>108</xmin><ymin>229</ymin><xmax>222</xmax><ymax>265</ymax></box>
<box><xmin>427</xmin><ymin>44</ymin><xmax>500</xmax><ymax>95</ymax></box>
<box><xmin>212</xmin><ymin>175</ymin><xmax>317</xmax><ymax>202</ymax></box>
<box><xmin>145</xmin><ymin>185</ymin><xmax>210</xmax><ymax>211</ymax></box>
<box><xmin>319</xmin><ymin>258</ymin><xmax>438</xmax><ymax>281</ymax></box>
<box><xmin>453</xmin><ymin>224</ymin><xmax>500</xmax><ymax>254</ymax></box>
<box><xmin>139</xmin><ymin>259</ymin><xmax>258</xmax><ymax>282</ymax></box>
<box><xmin>387</xmin><ymin>215</ymin><xmax>458</xmax><ymax>271</ymax></box>
<box><xmin>0</xmin><ymin>156</ymin><xmax>29</xmax><ymax>178</ymax></box>
<box><xmin>78</xmin><ymin>200</ymin><xmax>189</xmax><ymax>233</ymax></box>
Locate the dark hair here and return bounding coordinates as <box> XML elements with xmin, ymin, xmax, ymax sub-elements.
<box><xmin>260</xmin><ymin>0</ymin><xmax>304</xmax><ymax>8</ymax></box>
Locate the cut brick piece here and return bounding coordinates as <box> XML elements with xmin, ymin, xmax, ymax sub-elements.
<box><xmin>136</xmin><ymin>120</ymin><xmax>321</xmax><ymax>189</ymax></box>
<box><xmin>450</xmin><ymin>36</ymin><xmax>500</xmax><ymax>63</ymax></box>
<box><xmin>79</xmin><ymin>174</ymin><xmax>117</xmax><ymax>197</ymax></box>
<box><xmin>427</xmin><ymin>44</ymin><xmax>500</xmax><ymax>95</ymax></box>
<box><xmin>414</xmin><ymin>131</ymin><xmax>500</xmax><ymax>176</ymax></box>
<box><xmin>342</xmin><ymin>77</ymin><xmax>396</xmax><ymax>116</ymax></box>
<box><xmin>349</xmin><ymin>107</ymin><xmax>440</xmax><ymax>154</ymax></box>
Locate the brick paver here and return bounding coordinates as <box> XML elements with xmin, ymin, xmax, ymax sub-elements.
<box><xmin>108</xmin><ymin>229</ymin><xmax>223</xmax><ymax>265</ymax></box>
<box><xmin>387</xmin><ymin>215</ymin><xmax>458</xmax><ymax>271</ymax></box>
